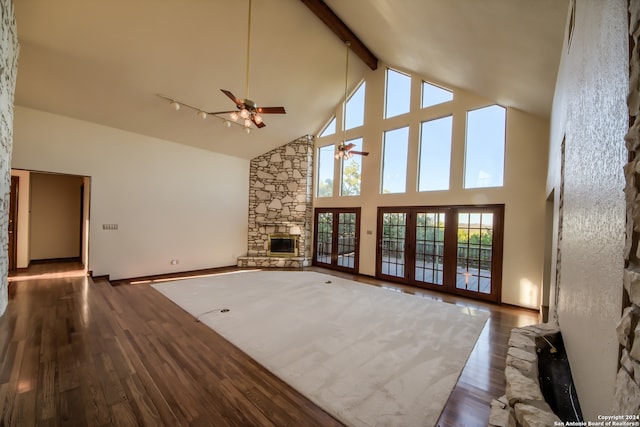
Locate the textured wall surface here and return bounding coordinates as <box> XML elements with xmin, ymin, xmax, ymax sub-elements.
<box><xmin>615</xmin><ymin>0</ymin><xmax>640</xmax><ymax>414</ymax></box>
<box><xmin>0</xmin><ymin>0</ymin><xmax>18</xmax><ymax>316</ymax></box>
<box><xmin>548</xmin><ymin>0</ymin><xmax>628</xmax><ymax>418</ymax></box>
<box><xmin>238</xmin><ymin>135</ymin><xmax>314</xmax><ymax>268</ymax></box>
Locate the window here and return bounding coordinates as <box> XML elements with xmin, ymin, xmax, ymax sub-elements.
<box><xmin>464</xmin><ymin>105</ymin><xmax>506</xmax><ymax>189</ymax></box>
<box><xmin>317</xmin><ymin>145</ymin><xmax>335</xmax><ymax>197</ymax></box>
<box><xmin>381</xmin><ymin>127</ymin><xmax>409</xmax><ymax>194</ymax></box>
<box><xmin>341</xmin><ymin>138</ymin><xmax>363</xmax><ymax>196</ymax></box>
<box><xmin>418</xmin><ymin>116</ymin><xmax>453</xmax><ymax>191</ymax></box>
<box><xmin>319</xmin><ymin>116</ymin><xmax>336</xmax><ymax>137</ymax></box>
<box><xmin>385</xmin><ymin>69</ymin><xmax>411</xmax><ymax>118</ymax></box>
<box><xmin>345</xmin><ymin>82</ymin><xmax>365</xmax><ymax>130</ymax></box>
<box><xmin>422</xmin><ymin>81</ymin><xmax>453</xmax><ymax>108</ymax></box>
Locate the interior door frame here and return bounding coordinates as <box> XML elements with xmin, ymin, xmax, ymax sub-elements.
<box><xmin>376</xmin><ymin>204</ymin><xmax>504</xmax><ymax>303</ymax></box>
<box><xmin>8</xmin><ymin>176</ymin><xmax>18</xmax><ymax>272</ymax></box>
<box><xmin>312</xmin><ymin>207</ymin><xmax>361</xmax><ymax>273</ymax></box>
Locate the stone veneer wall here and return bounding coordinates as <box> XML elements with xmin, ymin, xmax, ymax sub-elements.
<box><xmin>489</xmin><ymin>323</ymin><xmax>562</xmax><ymax>426</ymax></box>
<box><xmin>0</xmin><ymin>0</ymin><xmax>18</xmax><ymax>316</ymax></box>
<box><xmin>488</xmin><ymin>323</ymin><xmax>561</xmax><ymax>427</ymax></box>
<box><xmin>237</xmin><ymin>135</ymin><xmax>314</xmax><ymax>268</ymax></box>
<box><xmin>615</xmin><ymin>0</ymin><xmax>640</xmax><ymax>413</ymax></box>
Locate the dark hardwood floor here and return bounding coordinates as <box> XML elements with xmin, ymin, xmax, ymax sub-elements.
<box><xmin>1</xmin><ymin>262</ymin><xmax>540</xmax><ymax>426</ymax></box>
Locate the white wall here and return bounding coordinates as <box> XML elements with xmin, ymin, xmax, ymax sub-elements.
<box><xmin>315</xmin><ymin>64</ymin><xmax>549</xmax><ymax>309</ymax></box>
<box><xmin>12</xmin><ymin>106</ymin><xmax>249</xmax><ymax>280</ymax></box>
<box><xmin>548</xmin><ymin>0</ymin><xmax>628</xmax><ymax>418</ymax></box>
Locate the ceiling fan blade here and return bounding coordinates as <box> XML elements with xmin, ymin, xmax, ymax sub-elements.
<box><xmin>221</xmin><ymin>89</ymin><xmax>243</xmax><ymax>107</ymax></box>
<box><xmin>251</xmin><ymin>116</ymin><xmax>266</xmax><ymax>128</ymax></box>
<box><xmin>206</xmin><ymin>110</ymin><xmax>237</xmax><ymax>115</ymax></box>
<box><xmin>349</xmin><ymin>151</ymin><xmax>369</xmax><ymax>156</ymax></box>
<box><xmin>343</xmin><ymin>142</ymin><xmax>356</xmax><ymax>151</ymax></box>
<box><xmin>256</xmin><ymin>106</ymin><xmax>286</xmax><ymax>114</ymax></box>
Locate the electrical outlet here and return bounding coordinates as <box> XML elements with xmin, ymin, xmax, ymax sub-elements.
<box><xmin>170</xmin><ymin>259</ymin><xmax>179</xmax><ymax>265</ymax></box>
<box><xmin>103</xmin><ymin>224</ymin><xmax>118</xmax><ymax>230</ymax></box>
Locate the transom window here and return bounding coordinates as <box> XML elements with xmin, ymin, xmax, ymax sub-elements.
<box><xmin>319</xmin><ymin>116</ymin><xmax>336</xmax><ymax>137</ymax></box>
<box><xmin>385</xmin><ymin>68</ymin><xmax>411</xmax><ymax>119</ymax></box>
<box><xmin>422</xmin><ymin>81</ymin><xmax>453</xmax><ymax>108</ymax></box>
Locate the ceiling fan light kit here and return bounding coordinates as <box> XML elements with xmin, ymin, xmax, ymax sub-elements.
<box><xmin>157</xmin><ymin>0</ymin><xmax>285</xmax><ymax>133</ymax></box>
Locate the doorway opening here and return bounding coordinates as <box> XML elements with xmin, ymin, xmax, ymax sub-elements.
<box><xmin>9</xmin><ymin>169</ymin><xmax>91</xmax><ymax>274</ymax></box>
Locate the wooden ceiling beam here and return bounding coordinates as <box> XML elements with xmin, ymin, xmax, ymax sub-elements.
<box><xmin>299</xmin><ymin>0</ymin><xmax>378</xmax><ymax>70</ymax></box>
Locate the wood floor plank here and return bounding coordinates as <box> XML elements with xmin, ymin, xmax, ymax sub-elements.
<box><xmin>1</xmin><ymin>261</ymin><xmax>540</xmax><ymax>426</ymax></box>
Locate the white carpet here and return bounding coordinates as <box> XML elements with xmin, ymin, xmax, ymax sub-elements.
<box><xmin>152</xmin><ymin>270</ymin><xmax>489</xmax><ymax>427</ymax></box>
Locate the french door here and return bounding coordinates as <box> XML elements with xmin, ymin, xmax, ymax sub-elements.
<box><xmin>377</xmin><ymin>205</ymin><xmax>504</xmax><ymax>302</ymax></box>
<box><xmin>313</xmin><ymin>208</ymin><xmax>361</xmax><ymax>273</ymax></box>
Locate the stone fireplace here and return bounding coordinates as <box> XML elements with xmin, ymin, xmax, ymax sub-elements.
<box><xmin>237</xmin><ymin>135</ymin><xmax>314</xmax><ymax>268</ymax></box>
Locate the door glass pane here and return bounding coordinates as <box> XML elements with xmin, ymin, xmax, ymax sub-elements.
<box><xmin>415</xmin><ymin>212</ymin><xmax>445</xmax><ymax>285</ymax></box>
<box><xmin>456</xmin><ymin>212</ymin><xmax>494</xmax><ymax>294</ymax></box>
<box><xmin>337</xmin><ymin>213</ymin><xmax>356</xmax><ymax>268</ymax></box>
<box><xmin>316</xmin><ymin>212</ymin><xmax>333</xmax><ymax>264</ymax></box>
<box><xmin>381</xmin><ymin>213</ymin><xmax>406</xmax><ymax>278</ymax></box>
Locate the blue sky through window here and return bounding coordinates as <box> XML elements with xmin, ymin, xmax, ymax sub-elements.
<box><xmin>464</xmin><ymin>105</ymin><xmax>506</xmax><ymax>189</ymax></box>
<box><xmin>382</xmin><ymin>127</ymin><xmax>409</xmax><ymax>193</ymax></box>
<box><xmin>320</xmin><ymin>116</ymin><xmax>336</xmax><ymax>137</ymax></box>
<box><xmin>345</xmin><ymin>82</ymin><xmax>365</xmax><ymax>130</ymax></box>
<box><xmin>419</xmin><ymin>116</ymin><xmax>453</xmax><ymax>191</ymax></box>
<box><xmin>422</xmin><ymin>82</ymin><xmax>453</xmax><ymax>108</ymax></box>
<box><xmin>385</xmin><ymin>69</ymin><xmax>411</xmax><ymax>118</ymax></box>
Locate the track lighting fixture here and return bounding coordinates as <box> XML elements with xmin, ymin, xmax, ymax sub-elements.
<box><xmin>158</xmin><ymin>95</ymin><xmax>256</xmax><ymax>133</ymax></box>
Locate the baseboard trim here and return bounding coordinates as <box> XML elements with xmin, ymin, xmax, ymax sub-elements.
<box><xmin>109</xmin><ymin>265</ymin><xmax>238</xmax><ymax>286</ymax></box>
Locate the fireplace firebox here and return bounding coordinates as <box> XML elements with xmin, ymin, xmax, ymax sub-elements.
<box><xmin>267</xmin><ymin>234</ymin><xmax>299</xmax><ymax>257</ymax></box>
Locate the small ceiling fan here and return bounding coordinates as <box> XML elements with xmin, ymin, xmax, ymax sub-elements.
<box><xmin>334</xmin><ymin>42</ymin><xmax>368</xmax><ymax>160</ymax></box>
<box><xmin>335</xmin><ymin>142</ymin><xmax>369</xmax><ymax>159</ymax></box>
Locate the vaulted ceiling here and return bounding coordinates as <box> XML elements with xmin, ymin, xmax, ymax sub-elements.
<box><xmin>14</xmin><ymin>0</ymin><xmax>568</xmax><ymax>159</ymax></box>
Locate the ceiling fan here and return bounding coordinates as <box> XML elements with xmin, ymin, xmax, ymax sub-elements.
<box><xmin>158</xmin><ymin>0</ymin><xmax>285</xmax><ymax>132</ymax></box>
<box><xmin>216</xmin><ymin>89</ymin><xmax>285</xmax><ymax>129</ymax></box>
<box><xmin>335</xmin><ymin>142</ymin><xmax>369</xmax><ymax>159</ymax></box>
